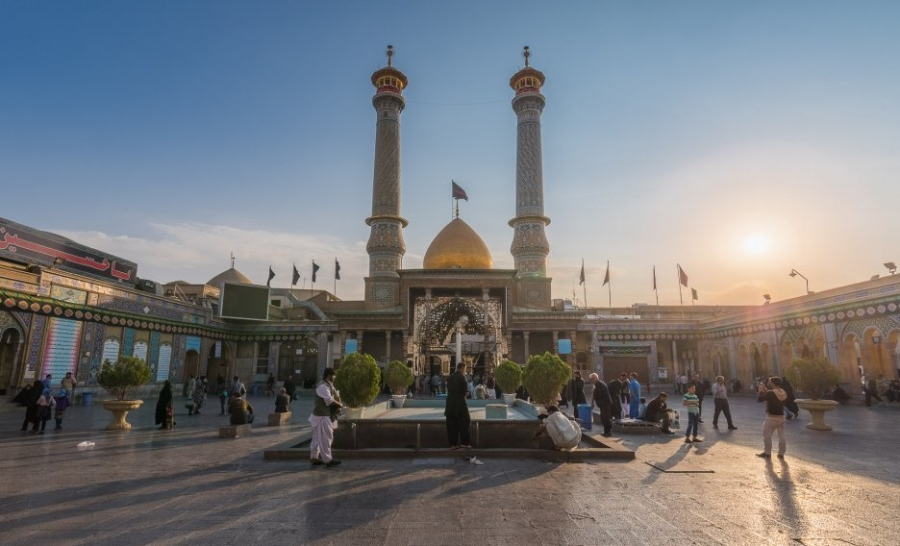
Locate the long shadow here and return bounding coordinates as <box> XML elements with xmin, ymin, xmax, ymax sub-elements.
<box><xmin>764</xmin><ymin>458</ymin><xmax>806</xmax><ymax>535</ymax></box>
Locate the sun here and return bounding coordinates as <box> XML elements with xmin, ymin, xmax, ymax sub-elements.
<box><xmin>743</xmin><ymin>233</ymin><xmax>770</xmax><ymax>254</ymax></box>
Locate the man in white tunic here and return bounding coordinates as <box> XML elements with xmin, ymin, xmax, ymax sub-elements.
<box><xmin>309</xmin><ymin>368</ymin><xmax>342</xmax><ymax>467</ymax></box>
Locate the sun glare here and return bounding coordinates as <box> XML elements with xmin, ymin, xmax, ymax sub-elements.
<box><xmin>743</xmin><ymin>233</ymin><xmax>770</xmax><ymax>254</ymax></box>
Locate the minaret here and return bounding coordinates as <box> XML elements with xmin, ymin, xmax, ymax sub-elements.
<box><xmin>365</xmin><ymin>46</ymin><xmax>408</xmax><ymax>308</ymax></box>
<box><xmin>509</xmin><ymin>47</ymin><xmax>551</xmax><ymax>300</ymax></box>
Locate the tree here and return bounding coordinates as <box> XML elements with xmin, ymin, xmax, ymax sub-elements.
<box><xmin>784</xmin><ymin>357</ymin><xmax>842</xmax><ymax>400</ymax></box>
<box><xmin>96</xmin><ymin>356</ymin><xmax>152</xmax><ymax>401</ymax></box>
<box><xmin>494</xmin><ymin>359</ymin><xmax>523</xmax><ymax>394</ymax></box>
<box><xmin>383</xmin><ymin>360</ymin><xmax>414</xmax><ymax>395</ymax></box>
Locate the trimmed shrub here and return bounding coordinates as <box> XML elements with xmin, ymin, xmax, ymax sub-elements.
<box><xmin>522</xmin><ymin>352</ymin><xmax>572</xmax><ymax>407</ymax></box>
<box><xmin>383</xmin><ymin>360</ymin><xmax>414</xmax><ymax>395</ymax></box>
<box><xmin>334</xmin><ymin>353</ymin><xmax>382</xmax><ymax>407</ymax></box>
<box><xmin>494</xmin><ymin>360</ymin><xmax>523</xmax><ymax>394</ymax></box>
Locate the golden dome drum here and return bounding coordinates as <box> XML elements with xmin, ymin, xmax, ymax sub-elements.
<box><xmin>423</xmin><ymin>218</ymin><xmax>493</xmax><ymax>269</ymax></box>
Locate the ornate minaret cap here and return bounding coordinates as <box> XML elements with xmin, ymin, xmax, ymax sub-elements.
<box><xmin>509</xmin><ymin>46</ymin><xmax>545</xmax><ymax>95</ymax></box>
<box><xmin>371</xmin><ymin>45</ymin><xmax>408</xmax><ymax>94</ymax></box>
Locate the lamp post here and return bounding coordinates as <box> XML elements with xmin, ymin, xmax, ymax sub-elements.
<box><xmin>763</xmin><ymin>294</ymin><xmax>771</xmax><ymax>305</ymax></box>
<box><xmin>789</xmin><ymin>269</ymin><xmax>811</xmax><ymax>295</ymax></box>
<box><xmin>885</xmin><ymin>262</ymin><xmax>897</xmax><ymax>275</ymax></box>
<box><xmin>455</xmin><ymin>316</ymin><xmax>469</xmax><ymax>370</ymax></box>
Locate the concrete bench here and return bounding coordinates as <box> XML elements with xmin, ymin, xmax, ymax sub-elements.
<box><xmin>268</xmin><ymin>412</ymin><xmax>292</xmax><ymax>426</ymax></box>
<box><xmin>219</xmin><ymin>424</ymin><xmax>252</xmax><ymax>438</ymax></box>
<box><xmin>485</xmin><ymin>404</ymin><xmax>508</xmax><ymax>420</ymax></box>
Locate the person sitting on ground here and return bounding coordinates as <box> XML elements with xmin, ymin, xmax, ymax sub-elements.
<box><xmin>831</xmin><ymin>384</ymin><xmax>851</xmax><ymax>404</ymax></box>
<box><xmin>638</xmin><ymin>397</ymin><xmax>647</xmax><ymax>419</ymax></box>
<box><xmin>534</xmin><ymin>406</ymin><xmax>582</xmax><ymax>451</ymax></box>
<box><xmin>274</xmin><ymin>387</ymin><xmax>291</xmax><ymax>413</ymax></box>
<box><xmin>643</xmin><ymin>393</ymin><xmax>675</xmax><ymax>434</ymax></box>
<box><xmin>886</xmin><ymin>380</ymin><xmax>900</xmax><ymax>403</ymax></box>
<box><xmin>228</xmin><ymin>392</ymin><xmax>254</xmax><ymax>425</ymax></box>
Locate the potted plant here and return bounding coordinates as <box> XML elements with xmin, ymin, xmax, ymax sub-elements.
<box><xmin>494</xmin><ymin>359</ymin><xmax>523</xmax><ymax>406</ymax></box>
<box><xmin>383</xmin><ymin>360</ymin><xmax>414</xmax><ymax>408</ymax></box>
<box><xmin>96</xmin><ymin>356</ymin><xmax>151</xmax><ymax>430</ymax></box>
<box><xmin>522</xmin><ymin>352</ymin><xmax>572</xmax><ymax>410</ymax></box>
<box><xmin>334</xmin><ymin>352</ymin><xmax>381</xmax><ymax>419</ymax></box>
<box><xmin>784</xmin><ymin>357</ymin><xmax>842</xmax><ymax>431</ymax></box>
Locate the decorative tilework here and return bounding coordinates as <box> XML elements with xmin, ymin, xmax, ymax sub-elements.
<box><xmin>122</xmin><ymin>328</ymin><xmax>135</xmax><ymax>358</ymax></box>
<box><xmin>87</xmin><ymin>322</ymin><xmax>105</xmax><ymax>385</ymax></box>
<box><xmin>25</xmin><ymin>314</ymin><xmax>47</xmax><ymax>379</ymax></box>
<box><xmin>171</xmin><ymin>334</ymin><xmax>184</xmax><ymax>381</ymax></box>
<box><xmin>14</xmin><ymin>311</ymin><xmax>32</xmax><ymax>329</ymax></box>
<box><xmin>148</xmin><ymin>331</ymin><xmax>161</xmax><ymax>377</ymax></box>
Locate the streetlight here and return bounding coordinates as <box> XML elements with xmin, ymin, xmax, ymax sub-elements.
<box><xmin>789</xmin><ymin>269</ymin><xmax>811</xmax><ymax>295</ymax></box>
<box><xmin>885</xmin><ymin>262</ymin><xmax>897</xmax><ymax>275</ymax></box>
<box><xmin>455</xmin><ymin>316</ymin><xmax>469</xmax><ymax>370</ymax></box>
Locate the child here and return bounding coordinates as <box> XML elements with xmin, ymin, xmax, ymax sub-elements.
<box><xmin>638</xmin><ymin>397</ymin><xmax>647</xmax><ymax>419</ymax></box>
<box><xmin>53</xmin><ymin>388</ymin><xmax>71</xmax><ymax>430</ymax></box>
<box><xmin>682</xmin><ymin>384</ymin><xmax>701</xmax><ymax>443</ymax></box>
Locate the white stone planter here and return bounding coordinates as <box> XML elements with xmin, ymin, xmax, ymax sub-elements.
<box><xmin>392</xmin><ymin>394</ymin><xmax>407</xmax><ymax>408</ymax></box>
<box><xmin>343</xmin><ymin>407</ymin><xmax>365</xmax><ymax>420</ymax></box>
<box><xmin>101</xmin><ymin>399</ymin><xmax>143</xmax><ymax>431</ymax></box>
<box><xmin>502</xmin><ymin>393</ymin><xmax>517</xmax><ymax>407</ymax></box>
<box><xmin>796</xmin><ymin>399</ymin><xmax>839</xmax><ymax>431</ymax></box>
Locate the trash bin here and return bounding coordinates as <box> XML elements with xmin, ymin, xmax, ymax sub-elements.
<box><xmin>82</xmin><ymin>391</ymin><xmax>94</xmax><ymax>406</ymax></box>
<box><xmin>577</xmin><ymin>404</ymin><xmax>592</xmax><ymax>430</ymax></box>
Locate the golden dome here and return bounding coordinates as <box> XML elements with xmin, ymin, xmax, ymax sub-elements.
<box><xmin>423</xmin><ymin>218</ymin><xmax>493</xmax><ymax>269</ymax></box>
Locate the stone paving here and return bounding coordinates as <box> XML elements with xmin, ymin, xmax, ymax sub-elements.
<box><xmin>0</xmin><ymin>392</ymin><xmax>898</xmax><ymax>546</ymax></box>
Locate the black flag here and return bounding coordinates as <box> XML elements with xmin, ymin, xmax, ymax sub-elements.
<box><xmin>335</xmin><ymin>259</ymin><xmax>341</xmax><ymax>281</ymax></box>
<box><xmin>312</xmin><ymin>261</ymin><xmax>320</xmax><ymax>283</ymax></box>
<box><xmin>292</xmin><ymin>264</ymin><xmax>300</xmax><ymax>287</ymax></box>
<box><xmin>267</xmin><ymin>266</ymin><xmax>275</xmax><ymax>288</ymax></box>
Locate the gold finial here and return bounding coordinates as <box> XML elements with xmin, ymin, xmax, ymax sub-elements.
<box><xmin>387</xmin><ymin>45</ymin><xmax>393</xmax><ymax>67</ymax></box>
<box><xmin>523</xmin><ymin>46</ymin><xmax>530</xmax><ymax>67</ymax></box>
<box><xmin>230</xmin><ymin>251</ymin><xmax>235</xmax><ymax>269</ymax></box>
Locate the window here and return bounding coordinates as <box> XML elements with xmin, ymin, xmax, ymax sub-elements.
<box><xmin>133</xmin><ymin>341</ymin><xmax>148</xmax><ymax>362</ymax></box>
<box><xmin>101</xmin><ymin>339</ymin><xmax>120</xmax><ymax>366</ymax></box>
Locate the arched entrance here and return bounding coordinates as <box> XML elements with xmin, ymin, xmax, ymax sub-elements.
<box><xmin>206</xmin><ymin>341</ymin><xmax>231</xmax><ymax>382</ymax></box>
<box><xmin>279</xmin><ymin>337</ymin><xmax>319</xmax><ymax>388</ymax></box>
<box><xmin>0</xmin><ymin>328</ymin><xmax>21</xmax><ymax>395</ymax></box>
<box><xmin>183</xmin><ymin>350</ymin><xmax>200</xmax><ymax>382</ymax></box>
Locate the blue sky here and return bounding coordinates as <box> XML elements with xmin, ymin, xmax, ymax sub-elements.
<box><xmin>2</xmin><ymin>1</ymin><xmax>899</xmax><ymax>305</ymax></box>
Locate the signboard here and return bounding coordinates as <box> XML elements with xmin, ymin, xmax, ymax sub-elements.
<box><xmin>42</xmin><ymin>318</ymin><xmax>82</xmax><ymax>384</ymax></box>
<box><xmin>185</xmin><ymin>336</ymin><xmax>201</xmax><ymax>354</ymax></box>
<box><xmin>220</xmin><ymin>282</ymin><xmax>270</xmax><ymax>321</ymax></box>
<box><xmin>0</xmin><ymin>217</ymin><xmax>137</xmax><ymax>282</ymax></box>
<box><xmin>345</xmin><ymin>339</ymin><xmax>358</xmax><ymax>354</ymax></box>
<box><xmin>558</xmin><ymin>339</ymin><xmax>572</xmax><ymax>355</ymax></box>
<box><xmin>156</xmin><ymin>344</ymin><xmax>172</xmax><ymax>382</ymax></box>
<box><xmin>657</xmin><ymin>367</ymin><xmax>668</xmax><ymax>379</ymax></box>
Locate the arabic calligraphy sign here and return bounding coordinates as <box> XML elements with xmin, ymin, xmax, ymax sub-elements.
<box><xmin>0</xmin><ymin>218</ymin><xmax>137</xmax><ymax>283</ymax></box>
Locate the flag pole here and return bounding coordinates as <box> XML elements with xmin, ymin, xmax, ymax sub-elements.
<box><xmin>677</xmin><ymin>265</ymin><xmax>683</xmax><ymax>307</ymax></box>
<box><xmin>582</xmin><ymin>258</ymin><xmax>587</xmax><ymax>309</ymax></box>
<box><xmin>607</xmin><ymin>260</ymin><xmax>611</xmax><ymax>310</ymax></box>
<box><xmin>653</xmin><ymin>265</ymin><xmax>659</xmax><ymax>306</ymax></box>
<box><xmin>311</xmin><ymin>260</ymin><xmax>315</xmax><ymax>293</ymax></box>
<box><xmin>333</xmin><ymin>258</ymin><xmax>337</xmax><ymax>296</ymax></box>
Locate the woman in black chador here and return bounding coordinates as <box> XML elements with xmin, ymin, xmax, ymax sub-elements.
<box><xmin>445</xmin><ymin>363</ymin><xmax>472</xmax><ymax>449</ymax></box>
<box><xmin>155</xmin><ymin>380</ymin><xmax>174</xmax><ymax>430</ymax></box>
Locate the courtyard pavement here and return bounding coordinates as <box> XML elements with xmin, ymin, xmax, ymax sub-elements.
<box><xmin>0</xmin><ymin>391</ymin><xmax>898</xmax><ymax>546</ymax></box>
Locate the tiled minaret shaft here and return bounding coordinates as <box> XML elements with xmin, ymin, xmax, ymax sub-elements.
<box><xmin>366</xmin><ymin>46</ymin><xmax>408</xmax><ymax>279</ymax></box>
<box><xmin>509</xmin><ymin>47</ymin><xmax>550</xmax><ymax>277</ymax></box>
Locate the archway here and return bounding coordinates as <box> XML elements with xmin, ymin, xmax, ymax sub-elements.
<box><xmin>0</xmin><ymin>328</ymin><xmax>21</xmax><ymax>395</ymax></box>
<box><xmin>183</xmin><ymin>350</ymin><xmax>200</xmax><ymax>382</ymax></box>
<box><xmin>279</xmin><ymin>337</ymin><xmax>319</xmax><ymax>388</ymax></box>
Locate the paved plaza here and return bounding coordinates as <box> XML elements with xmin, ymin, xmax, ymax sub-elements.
<box><xmin>1</xmin><ymin>392</ymin><xmax>898</xmax><ymax>546</ymax></box>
